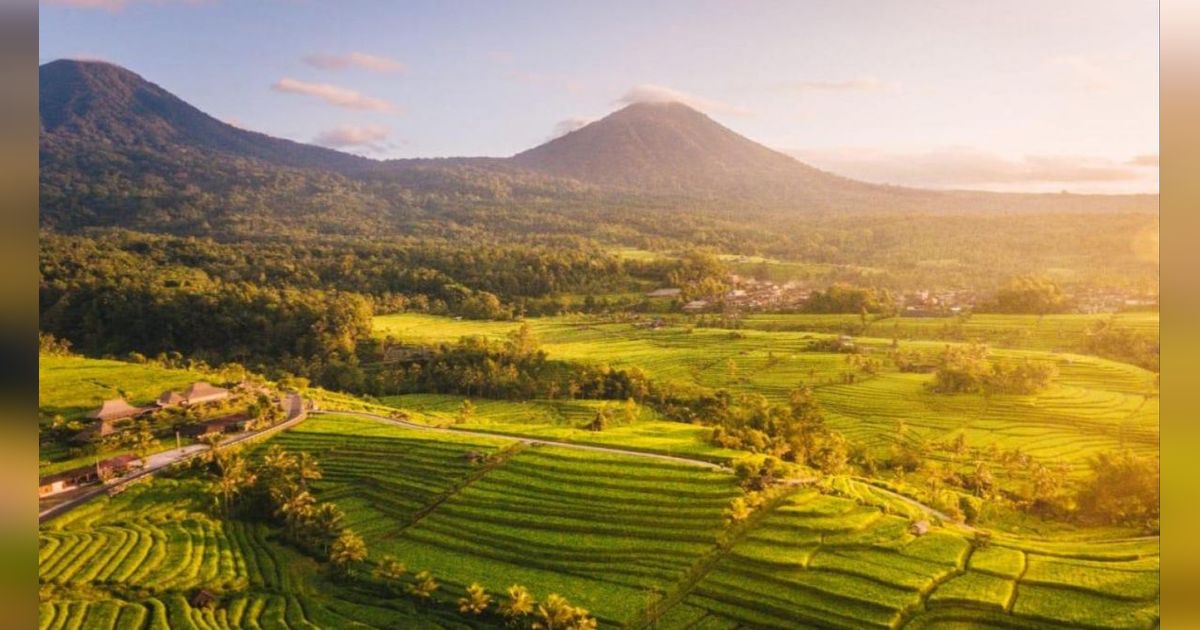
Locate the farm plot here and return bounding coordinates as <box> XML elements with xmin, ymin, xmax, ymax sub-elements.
<box><xmin>265</xmin><ymin>413</ymin><xmax>516</xmax><ymax>539</ymax></box>
<box><xmin>382</xmin><ymin>393</ymin><xmax>741</xmax><ymax>462</ymax></box>
<box><xmin>38</xmin><ymin>473</ymin><xmax>500</xmax><ymax>629</ymax></box>
<box><xmin>372</xmin><ymin>445</ymin><xmax>740</xmax><ymax>626</ymax></box>
<box><xmin>671</xmin><ymin>488</ymin><xmax>1159</xmax><ymax>629</ymax></box>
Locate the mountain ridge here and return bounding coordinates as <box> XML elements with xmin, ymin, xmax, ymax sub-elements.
<box><xmin>38</xmin><ymin>58</ymin><xmax>1157</xmax><ymax>232</ymax></box>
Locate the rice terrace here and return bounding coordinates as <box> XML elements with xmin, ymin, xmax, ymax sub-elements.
<box><xmin>37</xmin><ymin>2</ymin><xmax>1159</xmax><ymax>628</ymax></box>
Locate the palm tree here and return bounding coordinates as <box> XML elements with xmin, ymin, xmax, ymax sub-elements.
<box><xmin>275</xmin><ymin>488</ymin><xmax>315</xmax><ymax>539</ymax></box>
<box><xmin>309</xmin><ymin>502</ymin><xmax>345</xmax><ymax>553</ymax></box>
<box><xmin>329</xmin><ymin>529</ymin><xmax>367</xmax><ymax>575</ymax></box>
<box><xmin>296</xmin><ymin>451</ymin><xmax>322</xmax><ymax>485</ymax></box>
<box><xmin>373</xmin><ymin>555</ymin><xmax>407</xmax><ymax>591</ymax></box>
<box><xmin>406</xmin><ymin>570</ymin><xmax>438</xmax><ymax>599</ymax></box>
<box><xmin>458</xmin><ymin>582</ymin><xmax>491</xmax><ymax>615</ymax></box>
<box><xmin>533</xmin><ymin>594</ymin><xmax>578</xmax><ymax>630</ymax></box>
<box><xmin>500</xmin><ymin>584</ymin><xmax>535</xmax><ymax>621</ymax></box>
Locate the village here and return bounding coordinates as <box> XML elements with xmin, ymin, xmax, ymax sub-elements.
<box><xmin>648</xmin><ymin>274</ymin><xmax>1155</xmax><ymax>316</ymax></box>
<box><xmin>38</xmin><ymin>379</ymin><xmax>310</xmax><ymax>502</ymax></box>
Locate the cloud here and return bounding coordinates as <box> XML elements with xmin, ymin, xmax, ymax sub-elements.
<box><xmin>548</xmin><ymin>117</ymin><xmax>594</xmax><ymax>140</ymax></box>
<box><xmin>271</xmin><ymin>78</ymin><xmax>400</xmax><ymax>113</ymax></box>
<box><xmin>788</xmin><ymin>146</ymin><xmax>1158</xmax><ymax>193</ymax></box>
<box><xmin>303</xmin><ymin>52</ymin><xmax>406</xmax><ymax>74</ymax></box>
<box><xmin>615</xmin><ymin>84</ymin><xmax>752</xmax><ymax>117</ymax></box>
<box><xmin>312</xmin><ymin>125</ymin><xmax>391</xmax><ymax>152</ymax></box>
<box><xmin>1127</xmin><ymin>154</ymin><xmax>1158</xmax><ymax>167</ymax></box>
<box><xmin>1051</xmin><ymin>55</ymin><xmax>1118</xmax><ymax>92</ymax></box>
<box><xmin>783</xmin><ymin>77</ymin><xmax>895</xmax><ymax>93</ymax></box>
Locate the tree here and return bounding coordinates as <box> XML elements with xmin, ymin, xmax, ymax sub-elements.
<box><xmin>456</xmin><ymin>399</ymin><xmax>476</xmax><ymax>424</ymax></box>
<box><xmin>458</xmin><ymin>582</ymin><xmax>491</xmax><ymax>615</ymax></box>
<box><xmin>501</xmin><ymin>584</ymin><xmax>535</xmax><ymax>621</ymax></box>
<box><xmin>1076</xmin><ymin>451</ymin><xmax>1159</xmax><ymax>526</ymax></box>
<box><xmin>723</xmin><ymin>496</ymin><xmax>753</xmax><ymax>523</ymax></box>
<box><xmin>125</xmin><ymin>421</ymin><xmax>160</xmax><ymax>466</ymax></box>
<box><xmin>213</xmin><ymin>451</ymin><xmax>256</xmax><ymax>515</ymax></box>
<box><xmin>406</xmin><ymin>570</ymin><xmax>438</xmax><ymax>599</ymax></box>
<box><xmin>984</xmin><ymin>275</ymin><xmax>1068</xmax><ymax>315</ymax></box>
<box><xmin>533</xmin><ymin>594</ymin><xmax>580</xmax><ymax>630</ymax></box>
<box><xmin>329</xmin><ymin>529</ymin><xmax>367</xmax><ymax>575</ymax></box>
<box><xmin>374</xmin><ymin>555</ymin><xmax>408</xmax><ymax>582</ymax></box>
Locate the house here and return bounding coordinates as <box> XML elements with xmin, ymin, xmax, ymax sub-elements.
<box><xmin>682</xmin><ymin>299</ymin><xmax>710</xmax><ymax>312</ymax></box>
<box><xmin>156</xmin><ymin>390</ymin><xmax>185</xmax><ymax>408</ymax></box>
<box><xmin>645</xmin><ymin>288</ymin><xmax>682</xmax><ymax>298</ymax></box>
<box><xmin>909</xmin><ymin>519</ymin><xmax>931</xmax><ymax>536</ymax></box>
<box><xmin>38</xmin><ymin>454</ymin><xmax>143</xmax><ymax>497</ymax></box>
<box><xmin>181</xmin><ymin>382</ymin><xmax>230</xmax><ymax>406</ymax></box>
<box><xmin>180</xmin><ymin>414</ymin><xmax>248</xmax><ymax>438</ymax></box>
<box><xmin>70</xmin><ymin>418</ymin><xmax>118</xmax><ymax>445</ymax></box>
<box><xmin>87</xmin><ymin>398</ymin><xmax>145</xmax><ymax>421</ymax></box>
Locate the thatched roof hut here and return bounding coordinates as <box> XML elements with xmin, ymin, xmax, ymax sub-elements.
<box><xmin>86</xmin><ymin>398</ymin><xmax>143</xmax><ymax>421</ymax></box>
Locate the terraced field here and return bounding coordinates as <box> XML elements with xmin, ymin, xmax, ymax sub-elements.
<box><xmin>38</xmin><ymin>477</ymin><xmax>480</xmax><ymax>630</ymax></box>
<box><xmin>39</xmin><ymin>411</ymin><xmax>1159</xmax><ymax>629</ymax></box>
<box><xmin>270</xmin><ymin>414</ymin><xmax>740</xmax><ymax>626</ymax></box>
<box><xmin>672</xmin><ymin>488</ymin><xmax>1159</xmax><ymax>629</ymax></box>
<box><xmin>381</xmin><ymin>394</ymin><xmax>741</xmax><ymax>462</ymax></box>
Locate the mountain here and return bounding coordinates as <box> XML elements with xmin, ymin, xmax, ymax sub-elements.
<box><xmin>512</xmin><ymin>101</ymin><xmax>875</xmax><ymax>204</ymax></box>
<box><xmin>40</xmin><ymin>59</ymin><xmax>369</xmax><ymax>171</ymax></box>
<box><xmin>38</xmin><ymin>59</ymin><xmax>1156</xmax><ymax>236</ymax></box>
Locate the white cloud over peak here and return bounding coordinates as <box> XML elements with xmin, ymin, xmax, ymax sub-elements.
<box><xmin>271</xmin><ymin>78</ymin><xmax>399</xmax><ymax>113</ymax></box>
<box><xmin>615</xmin><ymin>84</ymin><xmax>753</xmax><ymax>117</ymax></box>
<box><xmin>313</xmin><ymin>124</ymin><xmax>391</xmax><ymax>151</ymax></box>
<box><xmin>303</xmin><ymin>52</ymin><xmax>406</xmax><ymax>74</ymax></box>
<box><xmin>548</xmin><ymin>117</ymin><xmax>594</xmax><ymax>140</ymax></box>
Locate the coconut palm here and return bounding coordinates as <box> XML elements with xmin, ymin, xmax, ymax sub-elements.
<box><xmin>329</xmin><ymin>528</ymin><xmax>367</xmax><ymax>575</ymax></box>
<box><xmin>458</xmin><ymin>582</ymin><xmax>491</xmax><ymax>615</ymax></box>
<box><xmin>500</xmin><ymin>584</ymin><xmax>535</xmax><ymax>621</ymax></box>
<box><xmin>406</xmin><ymin>570</ymin><xmax>438</xmax><ymax>599</ymax></box>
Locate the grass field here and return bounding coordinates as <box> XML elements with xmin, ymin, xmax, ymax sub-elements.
<box><xmin>38</xmin><ymin>355</ymin><xmax>216</xmax><ymax>476</ymax></box>
<box><xmin>39</xmin><ymin>354</ymin><xmax>211</xmax><ymax>421</ymax></box>
<box><xmin>381</xmin><ymin>394</ymin><xmax>742</xmax><ymax>462</ymax></box>
<box><xmin>373</xmin><ymin>314</ymin><xmax>1158</xmax><ymax>476</ymax></box>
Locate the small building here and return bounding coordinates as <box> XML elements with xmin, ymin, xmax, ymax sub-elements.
<box><xmin>462</xmin><ymin>451</ymin><xmax>487</xmax><ymax>464</ymax></box>
<box><xmin>910</xmin><ymin>520</ymin><xmax>931</xmax><ymax>536</ymax></box>
<box><xmin>180</xmin><ymin>414</ymin><xmax>248</xmax><ymax>438</ymax></box>
<box><xmin>181</xmin><ymin>382</ymin><xmax>230</xmax><ymax>406</ymax></box>
<box><xmin>70</xmin><ymin>418</ymin><xmax>118</xmax><ymax>445</ymax></box>
<box><xmin>38</xmin><ymin>454</ymin><xmax>143</xmax><ymax>497</ymax></box>
<box><xmin>156</xmin><ymin>390</ymin><xmax>185</xmax><ymax>408</ymax></box>
<box><xmin>682</xmin><ymin>299</ymin><xmax>710</xmax><ymax>312</ymax></box>
<box><xmin>87</xmin><ymin>398</ymin><xmax>145</xmax><ymax>421</ymax></box>
<box><xmin>645</xmin><ymin>288</ymin><xmax>682</xmax><ymax>299</ymax></box>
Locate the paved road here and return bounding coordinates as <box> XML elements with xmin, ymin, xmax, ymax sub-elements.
<box><xmin>319</xmin><ymin>410</ymin><xmax>728</xmax><ymax>470</ymax></box>
<box><xmin>38</xmin><ymin>404</ymin><xmax>310</xmax><ymax>524</ymax></box>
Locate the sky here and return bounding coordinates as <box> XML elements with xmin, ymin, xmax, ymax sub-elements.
<box><xmin>39</xmin><ymin>0</ymin><xmax>1159</xmax><ymax>193</ymax></box>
